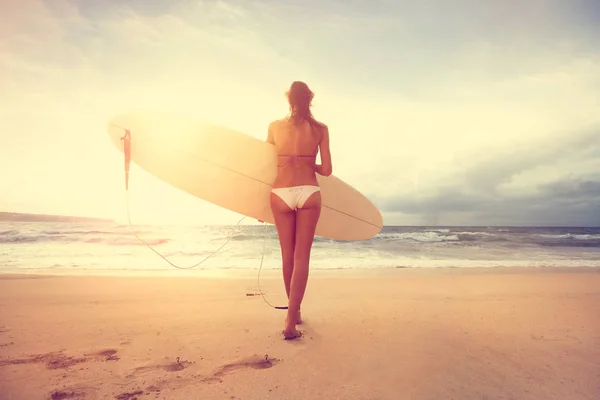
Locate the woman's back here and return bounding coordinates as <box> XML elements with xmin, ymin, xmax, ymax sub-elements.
<box><xmin>271</xmin><ymin>118</ymin><xmax>322</xmax><ymax>156</ymax></box>
<box><xmin>269</xmin><ymin>117</ymin><xmax>324</xmax><ymax>188</ymax></box>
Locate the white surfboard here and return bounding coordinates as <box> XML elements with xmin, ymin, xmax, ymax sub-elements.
<box><xmin>107</xmin><ymin>111</ymin><xmax>383</xmax><ymax>241</ymax></box>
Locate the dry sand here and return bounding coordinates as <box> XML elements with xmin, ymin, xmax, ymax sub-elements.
<box><xmin>0</xmin><ymin>267</ymin><xmax>599</xmax><ymax>400</ymax></box>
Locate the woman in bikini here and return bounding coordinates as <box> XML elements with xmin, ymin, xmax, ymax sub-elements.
<box><xmin>266</xmin><ymin>81</ymin><xmax>333</xmax><ymax>340</ymax></box>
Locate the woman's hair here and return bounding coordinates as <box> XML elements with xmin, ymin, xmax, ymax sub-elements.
<box><xmin>286</xmin><ymin>81</ymin><xmax>320</xmax><ymax>127</ymax></box>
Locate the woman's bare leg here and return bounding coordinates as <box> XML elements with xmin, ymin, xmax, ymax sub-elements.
<box><xmin>270</xmin><ymin>193</ymin><xmax>296</xmax><ymax>306</ymax></box>
<box><xmin>284</xmin><ymin>192</ymin><xmax>321</xmax><ymax>338</ymax></box>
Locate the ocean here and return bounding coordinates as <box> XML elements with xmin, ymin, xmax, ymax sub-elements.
<box><xmin>1</xmin><ymin>220</ymin><xmax>599</xmax><ymax>274</ymax></box>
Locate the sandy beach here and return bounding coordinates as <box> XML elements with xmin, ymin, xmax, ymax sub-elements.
<box><xmin>0</xmin><ymin>267</ymin><xmax>599</xmax><ymax>400</ymax></box>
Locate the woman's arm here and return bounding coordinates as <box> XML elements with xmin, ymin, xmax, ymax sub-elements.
<box><xmin>315</xmin><ymin>125</ymin><xmax>332</xmax><ymax>176</ymax></box>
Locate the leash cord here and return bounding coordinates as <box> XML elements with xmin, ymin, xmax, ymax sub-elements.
<box><xmin>125</xmin><ymin>190</ymin><xmax>246</xmax><ymax>270</ymax></box>
<box><xmin>116</xmin><ymin>125</ymin><xmax>287</xmax><ymax>308</ymax></box>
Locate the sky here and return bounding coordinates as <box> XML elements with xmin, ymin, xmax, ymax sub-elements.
<box><xmin>1</xmin><ymin>0</ymin><xmax>599</xmax><ymax>226</ymax></box>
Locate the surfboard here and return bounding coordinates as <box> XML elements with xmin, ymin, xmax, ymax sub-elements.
<box><xmin>106</xmin><ymin>111</ymin><xmax>383</xmax><ymax>241</ymax></box>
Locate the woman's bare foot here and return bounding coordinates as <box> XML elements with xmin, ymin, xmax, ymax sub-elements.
<box><xmin>282</xmin><ymin>317</ymin><xmax>302</xmax><ymax>340</ymax></box>
<box><xmin>282</xmin><ymin>327</ymin><xmax>302</xmax><ymax>340</ymax></box>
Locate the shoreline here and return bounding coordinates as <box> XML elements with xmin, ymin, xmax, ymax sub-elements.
<box><xmin>1</xmin><ymin>265</ymin><xmax>599</xmax><ymax>280</ymax></box>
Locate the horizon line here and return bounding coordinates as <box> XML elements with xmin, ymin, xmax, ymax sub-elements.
<box><xmin>1</xmin><ymin>211</ymin><xmax>598</xmax><ymax>229</ymax></box>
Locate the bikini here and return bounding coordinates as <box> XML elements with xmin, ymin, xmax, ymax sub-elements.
<box><xmin>271</xmin><ymin>154</ymin><xmax>321</xmax><ymax>210</ymax></box>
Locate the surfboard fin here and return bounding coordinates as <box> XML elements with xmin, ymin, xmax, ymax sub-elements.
<box><xmin>120</xmin><ymin>129</ymin><xmax>131</xmax><ymax>190</ymax></box>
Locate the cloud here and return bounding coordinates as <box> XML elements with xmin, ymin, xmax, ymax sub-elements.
<box><xmin>1</xmin><ymin>0</ymin><xmax>600</xmax><ymax>225</ymax></box>
<box><xmin>459</xmin><ymin>126</ymin><xmax>600</xmax><ymax>191</ymax></box>
<box><xmin>379</xmin><ymin>125</ymin><xmax>600</xmax><ymax>225</ymax></box>
<box><xmin>542</xmin><ymin>177</ymin><xmax>600</xmax><ymax>199</ymax></box>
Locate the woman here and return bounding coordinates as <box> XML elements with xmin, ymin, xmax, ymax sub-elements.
<box><xmin>266</xmin><ymin>81</ymin><xmax>333</xmax><ymax>340</ymax></box>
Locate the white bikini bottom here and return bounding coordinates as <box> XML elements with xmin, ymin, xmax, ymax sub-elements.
<box><xmin>271</xmin><ymin>185</ymin><xmax>320</xmax><ymax>210</ymax></box>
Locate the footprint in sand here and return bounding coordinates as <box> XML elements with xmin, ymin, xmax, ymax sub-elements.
<box><xmin>48</xmin><ymin>386</ymin><xmax>90</xmax><ymax>400</ymax></box>
<box><xmin>129</xmin><ymin>357</ymin><xmax>193</xmax><ymax>377</ymax></box>
<box><xmin>0</xmin><ymin>352</ymin><xmax>87</xmax><ymax>370</ymax></box>
<box><xmin>84</xmin><ymin>349</ymin><xmax>120</xmax><ymax>361</ymax></box>
<box><xmin>123</xmin><ymin>354</ymin><xmax>279</xmax><ymax>392</ymax></box>
<box><xmin>49</xmin><ymin>390</ymin><xmax>83</xmax><ymax>400</ymax></box>
<box><xmin>212</xmin><ymin>354</ymin><xmax>281</xmax><ymax>378</ymax></box>
<box><xmin>114</xmin><ymin>390</ymin><xmax>144</xmax><ymax>400</ymax></box>
<box><xmin>0</xmin><ymin>349</ymin><xmax>120</xmax><ymax>370</ymax></box>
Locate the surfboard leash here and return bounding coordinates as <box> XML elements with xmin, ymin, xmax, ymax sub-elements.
<box><xmin>124</xmin><ymin>191</ymin><xmax>247</xmax><ymax>270</ymax></box>
<box><xmin>118</xmin><ymin>128</ymin><xmax>246</xmax><ymax>270</ymax></box>
<box><xmin>116</xmin><ymin>125</ymin><xmax>288</xmax><ymax>309</ymax></box>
